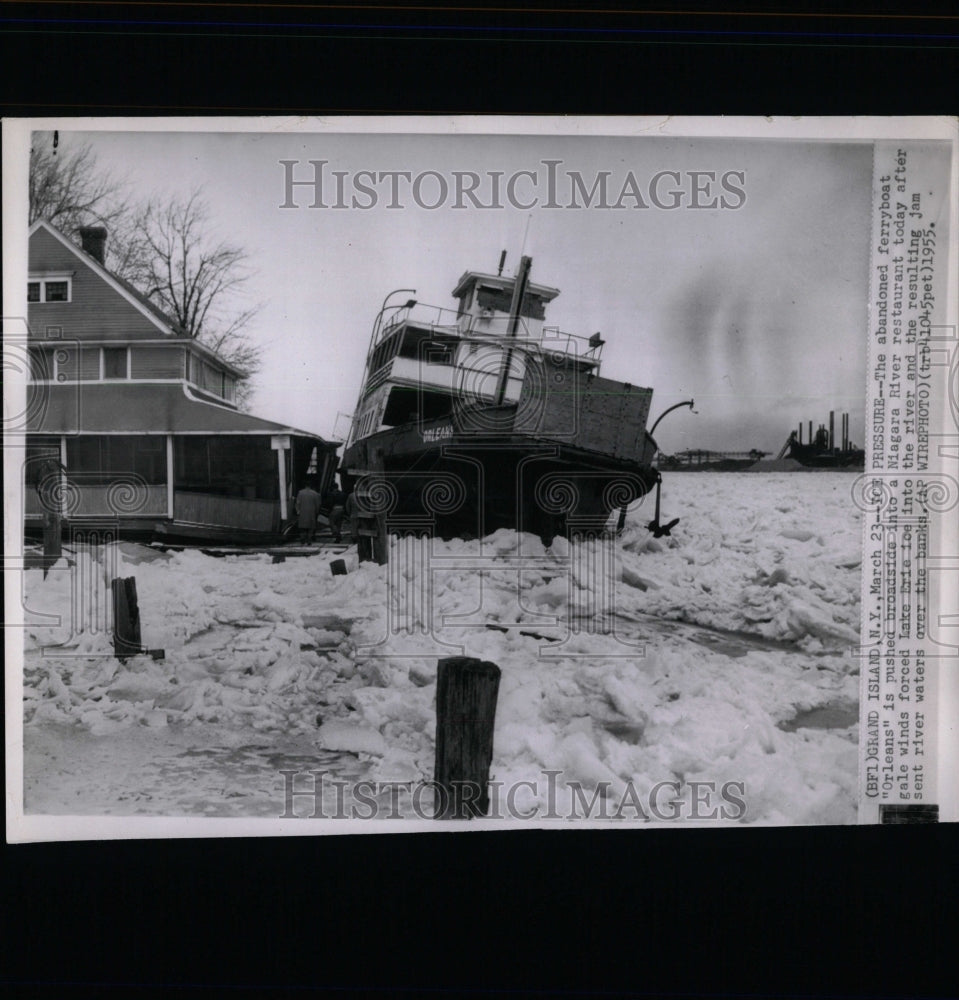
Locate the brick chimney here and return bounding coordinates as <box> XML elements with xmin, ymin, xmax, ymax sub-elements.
<box><xmin>78</xmin><ymin>226</ymin><xmax>107</xmax><ymax>265</ymax></box>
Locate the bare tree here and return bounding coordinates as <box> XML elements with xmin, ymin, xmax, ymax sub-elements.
<box><xmin>120</xmin><ymin>191</ymin><xmax>264</xmax><ymax>408</ymax></box>
<box><xmin>29</xmin><ymin>135</ymin><xmax>265</xmax><ymax>409</ymax></box>
<box><xmin>29</xmin><ymin>132</ymin><xmax>129</xmax><ymax>238</ymax></box>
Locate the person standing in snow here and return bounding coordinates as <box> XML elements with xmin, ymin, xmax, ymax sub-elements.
<box><xmin>295</xmin><ymin>480</ymin><xmax>321</xmax><ymax>545</ymax></box>
<box><xmin>344</xmin><ymin>488</ymin><xmax>358</xmax><ymax>541</ymax></box>
<box><xmin>344</xmin><ymin>488</ymin><xmax>374</xmax><ymax>561</ymax></box>
<box><xmin>325</xmin><ymin>482</ymin><xmax>347</xmax><ymax>543</ymax></box>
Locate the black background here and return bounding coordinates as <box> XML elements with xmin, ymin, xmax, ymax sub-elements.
<box><xmin>3</xmin><ymin>3</ymin><xmax>957</xmax><ymax>997</ymax></box>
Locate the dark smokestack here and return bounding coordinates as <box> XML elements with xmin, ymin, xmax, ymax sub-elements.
<box><xmin>78</xmin><ymin>226</ymin><xmax>107</xmax><ymax>265</ymax></box>
<box><xmin>829</xmin><ymin>410</ymin><xmax>835</xmax><ymax>451</ymax></box>
<box><xmin>497</xmin><ymin>250</ymin><xmax>507</xmax><ymax>276</ymax></box>
<box><xmin>808</xmin><ymin>420</ymin><xmax>813</xmax><ymax>444</ymax></box>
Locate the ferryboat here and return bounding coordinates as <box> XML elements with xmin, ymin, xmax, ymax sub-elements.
<box><xmin>340</xmin><ymin>254</ymin><xmax>674</xmax><ymax>542</ymax></box>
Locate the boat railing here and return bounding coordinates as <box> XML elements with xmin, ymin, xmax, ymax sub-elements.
<box><xmin>363</xmin><ymin>361</ymin><xmax>395</xmax><ymax>395</ymax></box>
<box><xmin>376</xmin><ymin>303</ymin><xmax>461</xmax><ymax>346</ymax></box>
<box><xmin>362</xmin><ymin>349</ymin><xmax>524</xmax><ymax>401</ymax></box>
<box><xmin>362</xmin><ymin>322</ymin><xmax>603</xmax><ymax>399</ymax></box>
<box><xmin>540</xmin><ymin>326</ymin><xmax>604</xmax><ymax>364</ymax></box>
<box><xmin>375</xmin><ymin>302</ymin><xmax>604</xmax><ymax>364</ymax></box>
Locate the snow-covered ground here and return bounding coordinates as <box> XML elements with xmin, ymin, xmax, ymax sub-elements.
<box><xmin>19</xmin><ymin>472</ymin><xmax>863</xmax><ymax>825</ymax></box>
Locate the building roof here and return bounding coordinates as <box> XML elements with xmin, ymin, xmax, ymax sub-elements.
<box><xmin>27</xmin><ymin>382</ymin><xmax>332</xmax><ymax>440</ymax></box>
<box><xmin>28</xmin><ymin>220</ymin><xmax>246</xmax><ymax>378</ymax></box>
<box><xmin>96</xmin><ymin>252</ymin><xmax>187</xmax><ymax>337</ymax></box>
<box><xmin>452</xmin><ymin>270</ymin><xmax>561</xmax><ymax>303</ymax></box>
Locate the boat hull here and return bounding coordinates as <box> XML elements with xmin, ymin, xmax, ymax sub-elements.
<box><xmin>341</xmin><ymin>430</ymin><xmax>658</xmax><ymax>542</ymax></box>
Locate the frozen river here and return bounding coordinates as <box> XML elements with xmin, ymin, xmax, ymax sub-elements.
<box><xmin>19</xmin><ymin>471</ymin><xmax>864</xmax><ymax>825</ymax></box>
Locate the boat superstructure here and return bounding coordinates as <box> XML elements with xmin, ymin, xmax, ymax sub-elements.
<box><xmin>340</xmin><ymin>256</ymin><xmax>662</xmax><ymax>541</ymax></box>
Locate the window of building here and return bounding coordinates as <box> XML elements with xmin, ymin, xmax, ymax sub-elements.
<box><xmin>28</xmin><ymin>277</ymin><xmax>72</xmax><ymax>303</ymax></box>
<box><xmin>186</xmin><ymin>350</ymin><xmax>234</xmax><ymax>401</ymax></box>
<box><xmin>174</xmin><ymin>437</ymin><xmax>276</xmax><ymax>499</ymax></box>
<box><xmin>102</xmin><ymin>347</ymin><xmax>128</xmax><ymax>380</ymax></box>
<box><xmin>66</xmin><ymin>435</ymin><xmax>166</xmax><ymax>485</ymax></box>
<box><xmin>175</xmin><ymin>437</ymin><xmax>210</xmax><ymax>483</ymax></box>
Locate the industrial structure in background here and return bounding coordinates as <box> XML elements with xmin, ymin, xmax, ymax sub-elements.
<box><xmin>657</xmin><ymin>449</ymin><xmax>768</xmax><ymax>471</ymax></box>
<box><xmin>777</xmin><ymin>410</ymin><xmax>864</xmax><ymax>469</ymax></box>
<box><xmin>656</xmin><ymin>410</ymin><xmax>863</xmax><ymax>472</ymax></box>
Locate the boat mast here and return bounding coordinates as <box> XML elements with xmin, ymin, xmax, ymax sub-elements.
<box><xmin>495</xmin><ymin>254</ymin><xmax>532</xmax><ymax>406</ymax></box>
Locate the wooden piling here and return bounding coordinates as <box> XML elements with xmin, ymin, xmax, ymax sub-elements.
<box><xmin>433</xmin><ymin>656</ymin><xmax>501</xmax><ymax>819</ymax></box>
<box><xmin>372</xmin><ymin>513</ymin><xmax>389</xmax><ymax>566</ymax></box>
<box><xmin>356</xmin><ymin>512</ymin><xmax>388</xmax><ymax>565</ymax></box>
<box><xmin>111</xmin><ymin>576</ymin><xmax>142</xmax><ymax>660</ymax></box>
<box><xmin>41</xmin><ymin>511</ymin><xmax>61</xmax><ymax>578</ymax></box>
<box><xmin>356</xmin><ymin>522</ymin><xmax>374</xmax><ymax>563</ymax></box>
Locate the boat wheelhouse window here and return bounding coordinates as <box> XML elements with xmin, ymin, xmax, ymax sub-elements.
<box><xmin>476</xmin><ymin>286</ymin><xmax>546</xmax><ymax>321</ymax></box>
<box><xmin>456</xmin><ymin>287</ymin><xmax>473</xmax><ymax>318</ymax></box>
<box><xmin>396</xmin><ymin>330</ymin><xmax>456</xmax><ymax>365</ymax></box>
<box><xmin>425</xmin><ymin>342</ymin><xmax>454</xmax><ymax>365</ymax></box>
<box><xmin>382</xmin><ymin>386</ymin><xmax>454</xmax><ymax>426</ymax></box>
<box><xmin>369</xmin><ymin>332</ymin><xmax>401</xmax><ymax>375</ymax></box>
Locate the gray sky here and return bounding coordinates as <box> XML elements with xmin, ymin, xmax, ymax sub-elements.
<box><xmin>40</xmin><ymin>128</ymin><xmax>872</xmax><ymax>455</ymax></box>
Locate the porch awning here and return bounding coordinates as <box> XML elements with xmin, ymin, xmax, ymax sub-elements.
<box><xmin>26</xmin><ymin>383</ymin><xmax>331</xmax><ymax>440</ymax></box>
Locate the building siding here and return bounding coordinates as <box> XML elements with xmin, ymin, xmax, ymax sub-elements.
<box><xmin>56</xmin><ymin>346</ymin><xmax>101</xmax><ymax>380</ymax></box>
<box><xmin>29</xmin><ymin>347</ymin><xmax>55</xmax><ymax>380</ymax></box>
<box><xmin>131</xmin><ymin>345</ymin><xmax>184</xmax><ymax>379</ymax></box>
<box><xmin>28</xmin><ymin>226</ymin><xmax>174</xmax><ymax>342</ymax></box>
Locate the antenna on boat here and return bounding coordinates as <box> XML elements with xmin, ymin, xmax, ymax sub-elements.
<box><xmin>495</xmin><ymin>254</ymin><xmax>532</xmax><ymax>406</ymax></box>
<box><xmin>497</xmin><ymin>250</ymin><xmax>507</xmax><ymax>276</ymax></box>
<box><xmin>519</xmin><ymin>214</ymin><xmax>532</xmax><ymax>261</ymax></box>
